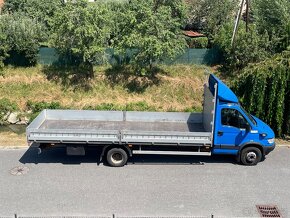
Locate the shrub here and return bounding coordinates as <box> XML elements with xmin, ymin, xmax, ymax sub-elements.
<box><xmin>26</xmin><ymin>101</ymin><xmax>62</xmax><ymax>113</ymax></box>
<box><xmin>0</xmin><ymin>98</ymin><xmax>18</xmax><ymax>123</ymax></box>
<box><xmin>26</xmin><ymin>100</ymin><xmax>62</xmax><ymax>122</ymax></box>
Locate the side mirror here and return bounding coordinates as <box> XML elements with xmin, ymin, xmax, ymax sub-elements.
<box><xmin>246</xmin><ymin>125</ymin><xmax>251</xmax><ymax>132</ymax></box>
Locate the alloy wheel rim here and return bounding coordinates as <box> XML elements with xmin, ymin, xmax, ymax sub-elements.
<box><xmin>111</xmin><ymin>152</ymin><xmax>123</xmax><ymax>164</ymax></box>
<box><xmin>246</xmin><ymin>151</ymin><xmax>257</xmax><ymax>162</ymax></box>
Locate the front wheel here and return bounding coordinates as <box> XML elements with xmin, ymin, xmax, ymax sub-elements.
<box><xmin>240</xmin><ymin>147</ymin><xmax>262</xmax><ymax>166</ymax></box>
<box><xmin>106</xmin><ymin>148</ymin><xmax>128</xmax><ymax>167</ymax></box>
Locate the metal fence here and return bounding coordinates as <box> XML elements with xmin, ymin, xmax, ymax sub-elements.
<box><xmin>37</xmin><ymin>47</ymin><xmax>221</xmax><ymax>66</ymax></box>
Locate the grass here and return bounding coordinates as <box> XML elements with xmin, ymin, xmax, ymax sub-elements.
<box><xmin>0</xmin><ymin>64</ymin><xmax>208</xmax><ymax>112</ymax></box>
<box><xmin>0</xmin><ymin>132</ymin><xmax>27</xmax><ymax>146</ymax></box>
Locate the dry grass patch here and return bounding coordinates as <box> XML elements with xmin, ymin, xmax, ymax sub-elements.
<box><xmin>0</xmin><ymin>64</ymin><xmax>208</xmax><ymax>112</ymax></box>
<box><xmin>0</xmin><ymin>132</ymin><xmax>27</xmax><ymax>146</ymax></box>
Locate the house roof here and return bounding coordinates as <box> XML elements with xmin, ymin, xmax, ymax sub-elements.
<box><xmin>183</xmin><ymin>30</ymin><xmax>205</xmax><ymax>38</ymax></box>
<box><xmin>0</xmin><ymin>0</ymin><xmax>4</xmax><ymax>8</ymax></box>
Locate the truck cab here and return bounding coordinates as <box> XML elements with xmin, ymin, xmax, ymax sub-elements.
<box><xmin>210</xmin><ymin>74</ymin><xmax>275</xmax><ymax>165</ymax></box>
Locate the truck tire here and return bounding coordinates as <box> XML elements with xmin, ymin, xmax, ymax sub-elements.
<box><xmin>240</xmin><ymin>147</ymin><xmax>262</xmax><ymax>166</ymax></box>
<box><xmin>106</xmin><ymin>148</ymin><xmax>128</xmax><ymax>167</ymax></box>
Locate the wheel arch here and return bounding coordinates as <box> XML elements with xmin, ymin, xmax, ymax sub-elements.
<box><xmin>237</xmin><ymin>142</ymin><xmax>264</xmax><ymax>162</ymax></box>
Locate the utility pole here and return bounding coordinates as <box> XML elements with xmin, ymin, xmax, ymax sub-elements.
<box><xmin>245</xmin><ymin>0</ymin><xmax>250</xmax><ymax>32</ymax></box>
<box><xmin>231</xmin><ymin>0</ymin><xmax>245</xmax><ymax>47</ymax></box>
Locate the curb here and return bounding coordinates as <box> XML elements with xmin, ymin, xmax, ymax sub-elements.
<box><xmin>277</xmin><ymin>144</ymin><xmax>290</xmax><ymax>147</ymax></box>
<box><xmin>0</xmin><ymin>145</ymin><xmax>28</xmax><ymax>149</ymax></box>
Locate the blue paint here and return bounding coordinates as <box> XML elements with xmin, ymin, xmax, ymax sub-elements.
<box><xmin>212</xmin><ymin>149</ymin><xmax>239</xmax><ymax>155</ymax></box>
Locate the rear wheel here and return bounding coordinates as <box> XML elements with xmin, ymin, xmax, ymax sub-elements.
<box><xmin>240</xmin><ymin>147</ymin><xmax>262</xmax><ymax>166</ymax></box>
<box><xmin>106</xmin><ymin>148</ymin><xmax>128</xmax><ymax>167</ymax></box>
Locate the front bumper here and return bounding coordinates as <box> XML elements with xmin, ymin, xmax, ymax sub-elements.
<box><xmin>264</xmin><ymin>143</ymin><xmax>276</xmax><ymax>155</ymax></box>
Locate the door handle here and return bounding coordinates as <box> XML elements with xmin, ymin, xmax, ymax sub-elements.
<box><xmin>218</xmin><ymin>131</ymin><xmax>223</xmax><ymax>136</ymax></box>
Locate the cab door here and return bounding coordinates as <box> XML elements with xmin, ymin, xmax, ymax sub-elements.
<box><xmin>216</xmin><ymin>107</ymin><xmax>251</xmax><ymax>148</ymax></box>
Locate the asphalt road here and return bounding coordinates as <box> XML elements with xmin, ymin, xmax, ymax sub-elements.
<box><xmin>0</xmin><ymin>146</ymin><xmax>289</xmax><ymax>218</ymax></box>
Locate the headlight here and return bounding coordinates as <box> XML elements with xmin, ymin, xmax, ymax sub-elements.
<box><xmin>267</xmin><ymin>138</ymin><xmax>275</xmax><ymax>144</ymax></box>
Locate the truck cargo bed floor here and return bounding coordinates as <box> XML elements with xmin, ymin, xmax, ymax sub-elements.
<box><xmin>39</xmin><ymin>120</ymin><xmax>207</xmax><ymax>132</ymax></box>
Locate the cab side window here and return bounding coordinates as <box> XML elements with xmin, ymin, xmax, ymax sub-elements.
<box><xmin>221</xmin><ymin>108</ymin><xmax>249</xmax><ymax>129</ymax></box>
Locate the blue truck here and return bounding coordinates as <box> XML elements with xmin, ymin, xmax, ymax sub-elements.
<box><xmin>26</xmin><ymin>74</ymin><xmax>275</xmax><ymax>167</ymax></box>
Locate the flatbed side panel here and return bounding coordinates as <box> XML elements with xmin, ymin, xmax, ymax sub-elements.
<box><xmin>26</xmin><ymin>110</ymin><xmax>46</xmax><ymax>130</ymax></box>
<box><xmin>44</xmin><ymin>110</ymin><xmax>203</xmax><ymax>123</ymax></box>
<box><xmin>46</xmin><ymin>110</ymin><xmax>124</xmax><ymax>121</ymax></box>
<box><xmin>203</xmin><ymin>84</ymin><xmax>215</xmax><ymax>133</ymax></box>
<box><xmin>125</xmin><ymin>111</ymin><xmax>202</xmax><ymax>123</ymax></box>
<box><xmin>38</xmin><ymin>120</ymin><xmax>205</xmax><ymax>132</ymax></box>
<box><xmin>27</xmin><ymin>129</ymin><xmax>119</xmax><ymax>143</ymax></box>
<box><xmin>29</xmin><ymin>129</ymin><xmax>119</xmax><ymax>134</ymax></box>
<box><xmin>122</xmin><ymin>130</ymin><xmax>211</xmax><ymax>136</ymax></box>
<box><xmin>122</xmin><ymin>130</ymin><xmax>212</xmax><ymax>145</ymax></box>
<box><xmin>26</xmin><ymin>110</ymin><xmax>47</xmax><ymax>135</ymax></box>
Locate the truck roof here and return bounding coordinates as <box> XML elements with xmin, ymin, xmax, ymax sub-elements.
<box><xmin>209</xmin><ymin>74</ymin><xmax>238</xmax><ymax>103</ymax></box>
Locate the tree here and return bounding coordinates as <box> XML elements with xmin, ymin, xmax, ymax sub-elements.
<box><xmin>153</xmin><ymin>0</ymin><xmax>187</xmax><ymax>20</ymax></box>
<box><xmin>252</xmin><ymin>0</ymin><xmax>290</xmax><ymax>52</ymax></box>
<box><xmin>2</xmin><ymin>0</ymin><xmax>64</xmax><ymax>46</ymax></box>
<box><xmin>0</xmin><ymin>23</ymin><xmax>9</xmax><ymax>72</ymax></box>
<box><xmin>214</xmin><ymin>22</ymin><xmax>269</xmax><ymax>72</ymax></box>
<box><xmin>113</xmin><ymin>0</ymin><xmax>187</xmax><ymax>75</ymax></box>
<box><xmin>252</xmin><ymin>0</ymin><xmax>289</xmax><ymax>36</ymax></box>
<box><xmin>3</xmin><ymin>0</ymin><xmax>63</xmax><ymax>26</ymax></box>
<box><xmin>50</xmin><ymin>0</ymin><xmax>112</xmax><ymax>77</ymax></box>
<box><xmin>0</xmin><ymin>13</ymin><xmax>45</xmax><ymax>66</ymax></box>
<box><xmin>187</xmin><ymin>0</ymin><xmax>239</xmax><ymax>39</ymax></box>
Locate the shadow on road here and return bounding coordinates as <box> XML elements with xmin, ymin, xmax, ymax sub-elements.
<box><xmin>19</xmin><ymin>146</ymin><xmax>238</xmax><ymax>166</ymax></box>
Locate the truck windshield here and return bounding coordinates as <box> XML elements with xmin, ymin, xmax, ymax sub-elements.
<box><xmin>241</xmin><ymin>106</ymin><xmax>257</xmax><ymax>126</ymax></box>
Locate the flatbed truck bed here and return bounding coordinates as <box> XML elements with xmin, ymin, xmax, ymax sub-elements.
<box><xmin>27</xmin><ymin>110</ymin><xmax>213</xmax><ymax>146</ymax></box>
<box><xmin>26</xmin><ymin>82</ymin><xmax>215</xmax><ymax>166</ymax></box>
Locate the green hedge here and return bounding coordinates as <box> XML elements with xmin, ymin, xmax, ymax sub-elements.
<box><xmin>232</xmin><ymin>51</ymin><xmax>290</xmax><ymax>137</ymax></box>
